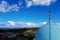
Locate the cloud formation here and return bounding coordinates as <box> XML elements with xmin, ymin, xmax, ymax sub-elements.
<box><xmin>0</xmin><ymin>0</ymin><xmax>56</xmax><ymax>13</ymax></box>
<box><xmin>7</xmin><ymin>21</ymin><xmax>15</xmax><ymax>26</ymax></box>
<box><xmin>26</xmin><ymin>0</ymin><xmax>56</xmax><ymax>8</ymax></box>
<box><xmin>0</xmin><ymin>21</ymin><xmax>38</xmax><ymax>28</ymax></box>
<box><xmin>0</xmin><ymin>21</ymin><xmax>47</xmax><ymax>28</ymax></box>
<box><xmin>42</xmin><ymin>22</ymin><xmax>47</xmax><ymax>25</ymax></box>
<box><xmin>0</xmin><ymin>1</ymin><xmax>20</xmax><ymax>13</ymax></box>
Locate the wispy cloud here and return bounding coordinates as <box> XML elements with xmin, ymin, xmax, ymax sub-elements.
<box><xmin>42</xmin><ymin>22</ymin><xmax>47</xmax><ymax>25</ymax></box>
<box><xmin>0</xmin><ymin>0</ymin><xmax>56</xmax><ymax>13</ymax></box>
<box><xmin>26</xmin><ymin>0</ymin><xmax>56</xmax><ymax>8</ymax></box>
<box><xmin>18</xmin><ymin>1</ymin><xmax>23</xmax><ymax>6</ymax></box>
<box><xmin>0</xmin><ymin>21</ymin><xmax>47</xmax><ymax>28</ymax></box>
<box><xmin>0</xmin><ymin>21</ymin><xmax>38</xmax><ymax>28</ymax></box>
<box><xmin>0</xmin><ymin>1</ymin><xmax>20</xmax><ymax>13</ymax></box>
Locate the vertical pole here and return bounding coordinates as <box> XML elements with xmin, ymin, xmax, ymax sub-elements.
<box><xmin>48</xmin><ymin>10</ymin><xmax>51</xmax><ymax>40</ymax></box>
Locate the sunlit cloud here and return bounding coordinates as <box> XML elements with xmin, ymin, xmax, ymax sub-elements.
<box><xmin>0</xmin><ymin>0</ymin><xmax>56</xmax><ymax>13</ymax></box>
<box><xmin>0</xmin><ymin>1</ymin><xmax>20</xmax><ymax>13</ymax></box>
<box><xmin>26</xmin><ymin>0</ymin><xmax>56</xmax><ymax>8</ymax></box>
<box><xmin>0</xmin><ymin>21</ymin><xmax>48</xmax><ymax>28</ymax></box>
<box><xmin>7</xmin><ymin>21</ymin><xmax>15</xmax><ymax>26</ymax></box>
<box><xmin>42</xmin><ymin>22</ymin><xmax>47</xmax><ymax>25</ymax></box>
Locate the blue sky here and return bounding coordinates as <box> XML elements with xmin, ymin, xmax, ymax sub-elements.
<box><xmin>0</xmin><ymin>0</ymin><xmax>60</xmax><ymax>28</ymax></box>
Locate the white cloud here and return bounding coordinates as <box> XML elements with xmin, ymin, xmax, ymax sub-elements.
<box><xmin>37</xmin><ymin>22</ymin><xmax>47</xmax><ymax>27</ymax></box>
<box><xmin>26</xmin><ymin>0</ymin><xmax>56</xmax><ymax>7</ymax></box>
<box><xmin>0</xmin><ymin>21</ymin><xmax>48</xmax><ymax>28</ymax></box>
<box><xmin>7</xmin><ymin>21</ymin><xmax>15</xmax><ymax>26</ymax></box>
<box><xmin>0</xmin><ymin>0</ymin><xmax>56</xmax><ymax>12</ymax></box>
<box><xmin>42</xmin><ymin>22</ymin><xmax>47</xmax><ymax>25</ymax></box>
<box><xmin>15</xmin><ymin>22</ymin><xmax>38</xmax><ymax>27</ymax></box>
<box><xmin>26</xmin><ymin>22</ymin><xmax>38</xmax><ymax>27</ymax></box>
<box><xmin>0</xmin><ymin>21</ymin><xmax>39</xmax><ymax>28</ymax></box>
<box><xmin>0</xmin><ymin>1</ymin><xmax>8</xmax><ymax>12</ymax></box>
<box><xmin>7</xmin><ymin>4</ymin><xmax>20</xmax><ymax>12</ymax></box>
<box><xmin>26</xmin><ymin>1</ymin><xmax>33</xmax><ymax>8</ymax></box>
<box><xmin>0</xmin><ymin>1</ymin><xmax>20</xmax><ymax>13</ymax></box>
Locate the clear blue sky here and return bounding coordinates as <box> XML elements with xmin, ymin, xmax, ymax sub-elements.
<box><xmin>0</xmin><ymin>0</ymin><xmax>59</xmax><ymax>23</ymax></box>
